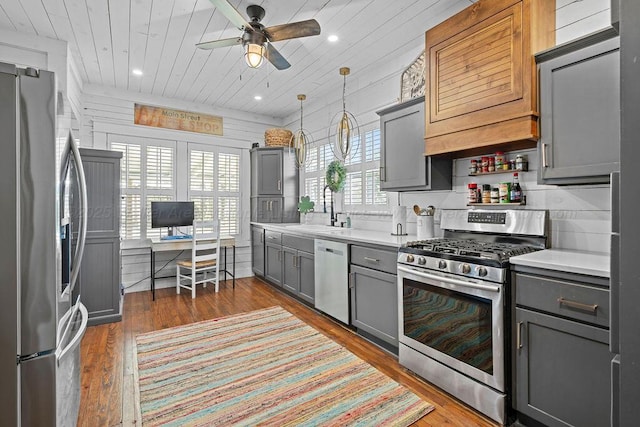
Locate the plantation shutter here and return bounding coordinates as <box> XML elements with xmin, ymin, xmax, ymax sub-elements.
<box><xmin>218</xmin><ymin>153</ymin><xmax>240</xmax><ymax>235</ymax></box>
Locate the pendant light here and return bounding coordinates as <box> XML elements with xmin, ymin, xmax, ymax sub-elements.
<box><xmin>328</xmin><ymin>67</ymin><xmax>359</xmax><ymax>162</ymax></box>
<box><xmin>291</xmin><ymin>94</ymin><xmax>314</xmax><ymax>169</ymax></box>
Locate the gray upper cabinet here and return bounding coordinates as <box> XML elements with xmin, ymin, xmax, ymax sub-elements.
<box><xmin>255</xmin><ymin>149</ymin><xmax>283</xmax><ymax>195</ymax></box>
<box><xmin>250</xmin><ymin>147</ymin><xmax>299</xmax><ymax>222</ymax></box>
<box><xmin>75</xmin><ymin>148</ymin><xmax>122</xmax><ymax>326</ymax></box>
<box><xmin>537</xmin><ymin>28</ymin><xmax>620</xmax><ymax>185</ymax></box>
<box><xmin>377</xmin><ymin>96</ymin><xmax>452</xmax><ymax>192</ymax></box>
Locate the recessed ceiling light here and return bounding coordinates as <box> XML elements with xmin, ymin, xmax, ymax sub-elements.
<box><xmin>327</xmin><ymin>35</ymin><xmax>339</xmax><ymax>42</ymax></box>
<box><xmin>254</xmin><ymin>95</ymin><xmax>262</xmax><ymax>101</ymax></box>
<box><xmin>132</xmin><ymin>68</ymin><xmax>143</xmax><ymax>76</ymax></box>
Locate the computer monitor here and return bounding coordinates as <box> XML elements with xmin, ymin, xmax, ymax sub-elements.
<box><xmin>151</xmin><ymin>201</ymin><xmax>195</xmax><ymax>233</ymax></box>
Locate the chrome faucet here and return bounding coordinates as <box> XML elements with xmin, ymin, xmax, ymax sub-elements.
<box><xmin>323</xmin><ymin>185</ymin><xmax>337</xmax><ymax>226</ymax></box>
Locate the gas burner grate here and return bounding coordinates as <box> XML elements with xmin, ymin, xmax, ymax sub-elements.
<box><xmin>403</xmin><ymin>238</ymin><xmax>541</xmax><ymax>263</ymax></box>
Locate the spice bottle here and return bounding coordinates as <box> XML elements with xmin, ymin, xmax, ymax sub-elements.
<box><xmin>482</xmin><ymin>184</ymin><xmax>491</xmax><ymax>203</ymax></box>
<box><xmin>490</xmin><ymin>187</ymin><xmax>500</xmax><ymax>203</ymax></box>
<box><xmin>481</xmin><ymin>157</ymin><xmax>489</xmax><ymax>173</ymax></box>
<box><xmin>470</xmin><ymin>159</ymin><xmax>478</xmax><ymax>174</ymax></box>
<box><xmin>510</xmin><ymin>173</ymin><xmax>522</xmax><ymax>203</ymax></box>
<box><xmin>468</xmin><ymin>183</ymin><xmax>479</xmax><ymax>204</ymax></box>
<box><xmin>488</xmin><ymin>156</ymin><xmax>495</xmax><ymax>172</ymax></box>
<box><xmin>515</xmin><ymin>154</ymin><xmax>528</xmax><ymax>171</ymax></box>
<box><xmin>495</xmin><ymin>152</ymin><xmax>505</xmax><ymax>170</ymax></box>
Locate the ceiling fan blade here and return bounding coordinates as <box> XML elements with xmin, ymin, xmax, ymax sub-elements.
<box><xmin>196</xmin><ymin>37</ymin><xmax>243</xmax><ymax>50</ymax></box>
<box><xmin>265</xmin><ymin>43</ymin><xmax>291</xmax><ymax>70</ymax></box>
<box><xmin>208</xmin><ymin>0</ymin><xmax>253</xmax><ymax>31</ymax></box>
<box><xmin>264</xmin><ymin>19</ymin><xmax>321</xmax><ymax>42</ymax></box>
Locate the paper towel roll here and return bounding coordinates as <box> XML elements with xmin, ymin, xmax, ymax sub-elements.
<box><xmin>391</xmin><ymin>206</ymin><xmax>407</xmax><ymax>235</ymax></box>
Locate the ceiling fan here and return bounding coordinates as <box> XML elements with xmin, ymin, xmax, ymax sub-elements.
<box><xmin>197</xmin><ymin>0</ymin><xmax>321</xmax><ymax>70</ymax></box>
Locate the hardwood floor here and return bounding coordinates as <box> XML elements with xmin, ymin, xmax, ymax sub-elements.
<box><xmin>78</xmin><ymin>277</ymin><xmax>498</xmax><ymax>427</ymax></box>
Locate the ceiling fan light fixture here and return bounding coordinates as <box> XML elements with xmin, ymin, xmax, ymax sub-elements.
<box><xmin>244</xmin><ymin>43</ymin><xmax>265</xmax><ymax>68</ymax></box>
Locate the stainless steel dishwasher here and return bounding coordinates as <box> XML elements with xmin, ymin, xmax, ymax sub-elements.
<box><xmin>314</xmin><ymin>239</ymin><xmax>349</xmax><ymax>323</ymax></box>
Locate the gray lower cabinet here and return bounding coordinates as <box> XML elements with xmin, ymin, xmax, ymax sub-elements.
<box><xmin>513</xmin><ymin>268</ymin><xmax>611</xmax><ymax>427</ymax></box>
<box><xmin>377</xmin><ymin>95</ymin><xmax>452</xmax><ymax>192</ymax></box>
<box><xmin>349</xmin><ymin>245</ymin><xmax>398</xmax><ymax>351</ymax></box>
<box><xmin>350</xmin><ymin>265</ymin><xmax>397</xmax><ymax>347</ymax></box>
<box><xmin>536</xmin><ymin>28</ymin><xmax>620</xmax><ymax>184</ymax></box>
<box><xmin>264</xmin><ymin>242</ymin><xmax>282</xmax><ymax>286</ymax></box>
<box><xmin>75</xmin><ymin>148</ymin><xmax>122</xmax><ymax>326</ymax></box>
<box><xmin>251</xmin><ymin>225</ymin><xmax>264</xmax><ymax>276</ymax></box>
<box><xmin>78</xmin><ymin>238</ymin><xmax>121</xmax><ymax>324</ymax></box>
<box><xmin>282</xmin><ymin>247</ymin><xmax>315</xmax><ymax>304</ymax></box>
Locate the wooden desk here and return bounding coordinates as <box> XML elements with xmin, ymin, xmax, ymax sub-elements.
<box><xmin>149</xmin><ymin>236</ymin><xmax>236</xmax><ymax>300</ymax></box>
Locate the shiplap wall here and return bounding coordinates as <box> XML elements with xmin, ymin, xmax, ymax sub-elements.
<box><xmin>81</xmin><ymin>84</ymin><xmax>282</xmax><ymax>293</ymax></box>
<box><xmin>293</xmin><ymin>0</ymin><xmax>613</xmax><ymax>254</ymax></box>
<box><xmin>0</xmin><ymin>27</ymin><xmax>84</xmax><ymax>121</ymax></box>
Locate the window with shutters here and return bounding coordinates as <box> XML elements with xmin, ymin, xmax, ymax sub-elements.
<box><xmin>343</xmin><ymin>128</ymin><xmax>386</xmax><ymax>209</ymax></box>
<box><xmin>301</xmin><ymin>128</ymin><xmax>386</xmax><ymax>212</ymax></box>
<box><xmin>111</xmin><ymin>137</ymin><xmax>242</xmax><ymax>241</ymax></box>
<box><xmin>302</xmin><ymin>144</ymin><xmax>330</xmax><ymax>210</ymax></box>
<box><xmin>111</xmin><ymin>138</ymin><xmax>176</xmax><ymax>240</ymax></box>
<box><xmin>188</xmin><ymin>145</ymin><xmax>241</xmax><ymax>237</ymax></box>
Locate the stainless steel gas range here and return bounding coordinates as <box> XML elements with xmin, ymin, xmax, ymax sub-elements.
<box><xmin>397</xmin><ymin>209</ymin><xmax>548</xmax><ymax>425</ymax></box>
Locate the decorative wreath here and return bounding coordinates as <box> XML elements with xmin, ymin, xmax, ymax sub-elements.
<box><xmin>326</xmin><ymin>160</ymin><xmax>347</xmax><ymax>192</ymax></box>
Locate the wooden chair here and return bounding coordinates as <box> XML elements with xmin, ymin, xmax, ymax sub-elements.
<box><xmin>176</xmin><ymin>220</ymin><xmax>220</xmax><ymax>298</ymax></box>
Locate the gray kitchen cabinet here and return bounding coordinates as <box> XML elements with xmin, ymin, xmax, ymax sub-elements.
<box><xmin>254</xmin><ymin>148</ymin><xmax>284</xmax><ymax>195</ymax></box>
<box><xmin>377</xmin><ymin>96</ymin><xmax>452</xmax><ymax>192</ymax></box>
<box><xmin>251</xmin><ymin>225</ymin><xmax>264</xmax><ymax>276</ymax></box>
<box><xmin>536</xmin><ymin>28</ymin><xmax>620</xmax><ymax>185</ymax></box>
<box><xmin>74</xmin><ymin>148</ymin><xmax>122</xmax><ymax>326</ymax></box>
<box><xmin>264</xmin><ymin>242</ymin><xmax>282</xmax><ymax>287</ymax></box>
<box><xmin>253</xmin><ymin>197</ymin><xmax>283</xmax><ymax>223</ymax></box>
<box><xmin>349</xmin><ymin>245</ymin><xmax>398</xmax><ymax>352</ymax></box>
<box><xmin>350</xmin><ymin>265</ymin><xmax>397</xmax><ymax>347</ymax></box>
<box><xmin>513</xmin><ymin>267</ymin><xmax>611</xmax><ymax>427</ymax></box>
<box><xmin>250</xmin><ymin>147</ymin><xmax>298</xmax><ymax>222</ymax></box>
<box><xmin>282</xmin><ymin>234</ymin><xmax>315</xmax><ymax>305</ymax></box>
<box><xmin>264</xmin><ymin>230</ymin><xmax>283</xmax><ymax>286</ymax></box>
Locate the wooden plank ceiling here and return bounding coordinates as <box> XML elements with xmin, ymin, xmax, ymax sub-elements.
<box><xmin>0</xmin><ymin>0</ymin><xmax>475</xmax><ymax>118</ymax></box>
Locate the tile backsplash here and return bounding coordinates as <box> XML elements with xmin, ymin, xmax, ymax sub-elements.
<box><xmin>310</xmin><ymin>148</ymin><xmax>611</xmax><ymax>253</ymax></box>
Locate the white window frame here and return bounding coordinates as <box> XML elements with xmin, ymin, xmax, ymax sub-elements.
<box><xmin>109</xmin><ymin>135</ymin><xmax>177</xmax><ymax>241</ymax></box>
<box><xmin>341</xmin><ymin>126</ymin><xmax>388</xmax><ymax>212</ymax></box>
<box><xmin>187</xmin><ymin>142</ymin><xmax>242</xmax><ymax>237</ymax></box>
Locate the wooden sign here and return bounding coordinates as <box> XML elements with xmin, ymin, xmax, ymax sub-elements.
<box><xmin>134</xmin><ymin>103</ymin><xmax>223</xmax><ymax>136</ymax></box>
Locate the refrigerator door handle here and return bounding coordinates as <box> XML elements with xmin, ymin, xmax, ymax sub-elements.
<box><xmin>61</xmin><ymin>132</ymin><xmax>88</xmax><ymax>294</ymax></box>
<box><xmin>56</xmin><ymin>296</ymin><xmax>80</xmax><ymax>347</ymax></box>
<box><xmin>55</xmin><ymin>302</ymin><xmax>88</xmax><ymax>362</ymax></box>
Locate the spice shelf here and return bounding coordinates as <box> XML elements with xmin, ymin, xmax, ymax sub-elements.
<box><xmin>469</xmin><ymin>169</ymin><xmax>527</xmax><ymax>177</ymax></box>
<box><xmin>467</xmin><ymin>202</ymin><xmax>526</xmax><ymax>207</ymax></box>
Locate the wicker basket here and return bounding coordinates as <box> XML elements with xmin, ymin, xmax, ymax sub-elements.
<box><xmin>264</xmin><ymin>128</ymin><xmax>293</xmax><ymax>147</ymax></box>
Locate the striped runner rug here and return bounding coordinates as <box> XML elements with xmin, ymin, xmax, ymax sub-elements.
<box><xmin>134</xmin><ymin>306</ymin><xmax>434</xmax><ymax>426</ymax></box>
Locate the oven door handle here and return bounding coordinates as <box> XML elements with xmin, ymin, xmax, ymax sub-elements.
<box><xmin>397</xmin><ymin>265</ymin><xmax>501</xmax><ymax>293</ymax></box>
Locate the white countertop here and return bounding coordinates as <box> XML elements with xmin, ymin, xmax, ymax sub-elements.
<box><xmin>510</xmin><ymin>249</ymin><xmax>610</xmax><ymax>278</ymax></box>
<box><xmin>251</xmin><ymin>222</ymin><xmax>419</xmax><ymax>248</ymax></box>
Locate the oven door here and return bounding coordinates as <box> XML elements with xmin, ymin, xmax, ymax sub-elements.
<box><xmin>397</xmin><ymin>264</ymin><xmax>505</xmax><ymax>392</ymax></box>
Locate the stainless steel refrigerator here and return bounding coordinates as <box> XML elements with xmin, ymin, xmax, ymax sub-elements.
<box><xmin>0</xmin><ymin>62</ymin><xmax>89</xmax><ymax>426</ymax></box>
